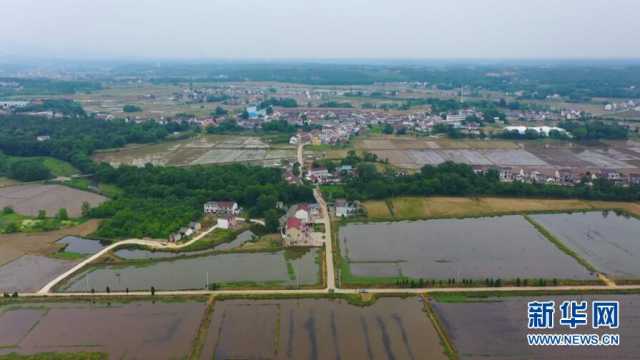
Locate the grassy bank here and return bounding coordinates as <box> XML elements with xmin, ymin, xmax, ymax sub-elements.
<box><xmin>523</xmin><ymin>215</ymin><xmax>599</xmax><ymax>273</ymax></box>
<box><xmin>362</xmin><ymin>196</ymin><xmax>640</xmax><ymax>221</ymax></box>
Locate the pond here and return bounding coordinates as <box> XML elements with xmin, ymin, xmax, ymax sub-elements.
<box><xmin>530</xmin><ymin>211</ymin><xmax>640</xmax><ymax>279</ymax></box>
<box><xmin>56</xmin><ymin>236</ymin><xmax>105</xmax><ymax>254</ymax></box>
<box><xmin>60</xmin><ymin>249</ymin><xmax>320</xmax><ymax>292</ymax></box>
<box><xmin>339</xmin><ymin>215</ymin><xmax>594</xmax><ymax>281</ymax></box>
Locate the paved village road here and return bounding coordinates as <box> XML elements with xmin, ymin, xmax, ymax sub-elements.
<box><xmin>37</xmin><ymin>218</ymin><xmax>264</xmax><ymax>294</ymax></box>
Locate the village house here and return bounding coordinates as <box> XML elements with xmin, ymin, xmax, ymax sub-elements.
<box><xmin>334</xmin><ymin>199</ymin><xmax>358</xmax><ymax>218</ymax></box>
<box><xmin>281</xmin><ymin>203</ymin><xmax>323</xmax><ymax>247</ymax></box>
<box><xmin>282</xmin><ymin>217</ymin><xmax>310</xmax><ymax>246</ymax></box>
<box><xmin>204</xmin><ymin>201</ymin><xmax>239</xmax><ymax>215</ymax></box>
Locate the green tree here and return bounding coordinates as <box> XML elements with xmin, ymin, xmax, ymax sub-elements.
<box><xmin>8</xmin><ymin>160</ymin><xmax>52</xmax><ymax>182</ymax></box>
<box><xmin>81</xmin><ymin>201</ymin><xmax>91</xmax><ymax>217</ymax></box>
<box><xmin>4</xmin><ymin>222</ymin><xmax>19</xmax><ymax>233</ymax></box>
<box><xmin>37</xmin><ymin>210</ymin><xmax>46</xmax><ymax>219</ymax></box>
<box><xmin>123</xmin><ymin>104</ymin><xmax>142</xmax><ymax>113</ymax></box>
<box><xmin>214</xmin><ymin>106</ymin><xmax>227</xmax><ymax>116</ymax></box>
<box><xmin>57</xmin><ymin>208</ymin><xmax>69</xmax><ymax>221</ymax></box>
<box><xmin>264</xmin><ymin>209</ymin><xmax>281</xmax><ymax>233</ymax></box>
<box><xmin>2</xmin><ymin>206</ymin><xmax>14</xmax><ymax>215</ymax></box>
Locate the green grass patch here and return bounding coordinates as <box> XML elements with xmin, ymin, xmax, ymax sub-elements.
<box><xmin>180</xmin><ymin>228</ymin><xmax>236</xmax><ymax>252</ymax></box>
<box><xmin>0</xmin><ymin>212</ymin><xmax>81</xmax><ymax>234</ymax></box>
<box><xmin>63</xmin><ymin>178</ymin><xmax>91</xmax><ymax>191</ymax></box>
<box><xmin>40</xmin><ymin>158</ymin><xmax>79</xmax><ymax>177</ymax></box>
<box><xmin>49</xmin><ymin>251</ymin><xmax>86</xmax><ymax>261</ymax></box>
<box><xmin>97</xmin><ymin>183</ymin><xmax>123</xmax><ymax>198</ymax></box>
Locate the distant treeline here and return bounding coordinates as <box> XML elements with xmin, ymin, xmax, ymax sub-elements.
<box><xmin>327</xmin><ymin>161</ymin><xmax>640</xmax><ymax>202</ymax></box>
<box><xmin>89</xmin><ymin>163</ymin><xmax>314</xmax><ymax>239</ymax></box>
<box><xmin>0</xmin><ymin>77</ymin><xmax>102</xmax><ymax>96</ymax></box>
<box><xmin>16</xmin><ymin>99</ymin><xmax>87</xmax><ymax>117</ymax></box>
<box><xmin>129</xmin><ymin>63</ymin><xmax>640</xmax><ymax>99</ymax></box>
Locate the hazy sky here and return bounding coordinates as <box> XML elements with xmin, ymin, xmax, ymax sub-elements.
<box><xmin>2</xmin><ymin>0</ymin><xmax>639</xmax><ymax>60</ymax></box>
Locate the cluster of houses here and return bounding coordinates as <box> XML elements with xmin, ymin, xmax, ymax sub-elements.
<box><xmin>289</xmin><ymin>123</ymin><xmax>360</xmax><ymax>145</ymax></box>
<box><xmin>281</xmin><ymin>203</ymin><xmax>325</xmax><ymax>247</ymax></box>
<box><xmin>305</xmin><ymin>165</ymin><xmax>354</xmax><ymax>184</ymax></box>
<box><xmin>472</xmin><ymin>165</ymin><xmax>640</xmax><ymax>187</ymax></box>
<box><xmin>604</xmin><ymin>100</ymin><xmax>640</xmax><ymax>113</ymax></box>
<box><xmin>204</xmin><ymin>201</ymin><xmax>240</xmax><ymax>229</ymax></box>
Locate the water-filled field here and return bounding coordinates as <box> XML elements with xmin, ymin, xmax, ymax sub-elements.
<box><xmin>339</xmin><ymin>216</ymin><xmax>594</xmax><ymax>281</ymax></box>
<box><xmin>60</xmin><ymin>249</ymin><xmax>320</xmax><ymax>292</ymax></box>
<box><xmin>530</xmin><ymin>211</ymin><xmax>640</xmax><ymax>279</ymax></box>
<box><xmin>0</xmin><ymin>255</ymin><xmax>77</xmax><ymax>292</ymax></box>
<box><xmin>56</xmin><ymin>236</ymin><xmax>105</xmax><ymax>254</ymax></box>
<box><xmin>432</xmin><ymin>294</ymin><xmax>640</xmax><ymax>359</ymax></box>
<box><xmin>200</xmin><ymin>297</ymin><xmax>448</xmax><ymax>360</ymax></box>
<box><xmin>0</xmin><ymin>302</ymin><xmax>204</xmax><ymax>358</ymax></box>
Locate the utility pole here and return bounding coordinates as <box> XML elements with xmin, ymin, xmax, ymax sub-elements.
<box><xmin>206</xmin><ymin>272</ymin><xmax>209</xmax><ymax>289</ymax></box>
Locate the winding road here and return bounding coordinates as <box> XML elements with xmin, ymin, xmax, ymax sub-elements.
<box><xmin>37</xmin><ymin>218</ymin><xmax>264</xmax><ymax>294</ymax></box>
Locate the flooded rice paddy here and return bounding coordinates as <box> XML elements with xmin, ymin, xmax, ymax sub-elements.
<box><xmin>339</xmin><ymin>216</ymin><xmax>594</xmax><ymax>281</ymax></box>
<box><xmin>200</xmin><ymin>297</ymin><xmax>447</xmax><ymax>360</ymax></box>
<box><xmin>0</xmin><ymin>255</ymin><xmax>77</xmax><ymax>292</ymax></box>
<box><xmin>0</xmin><ymin>301</ymin><xmax>204</xmax><ymax>359</ymax></box>
<box><xmin>61</xmin><ymin>249</ymin><xmax>320</xmax><ymax>292</ymax></box>
<box><xmin>530</xmin><ymin>212</ymin><xmax>640</xmax><ymax>279</ymax></box>
<box><xmin>56</xmin><ymin>236</ymin><xmax>105</xmax><ymax>254</ymax></box>
<box><xmin>432</xmin><ymin>294</ymin><xmax>640</xmax><ymax>359</ymax></box>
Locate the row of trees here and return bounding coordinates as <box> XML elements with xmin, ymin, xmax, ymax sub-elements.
<box><xmin>559</xmin><ymin>120</ymin><xmax>629</xmax><ymax>140</ymax></box>
<box><xmin>331</xmin><ymin>161</ymin><xmax>640</xmax><ymax>202</ymax></box>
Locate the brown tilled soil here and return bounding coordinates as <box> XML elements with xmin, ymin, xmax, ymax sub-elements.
<box><xmin>0</xmin><ymin>219</ymin><xmax>101</xmax><ymax>266</ymax></box>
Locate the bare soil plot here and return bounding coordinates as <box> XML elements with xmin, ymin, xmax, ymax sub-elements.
<box><xmin>531</xmin><ymin>212</ymin><xmax>640</xmax><ymax>280</ymax></box>
<box><xmin>339</xmin><ymin>216</ymin><xmax>595</xmax><ymax>281</ymax></box>
<box><xmin>200</xmin><ymin>297</ymin><xmax>447</xmax><ymax>360</ymax></box>
<box><xmin>372</xmin><ymin>150</ymin><xmax>417</xmax><ymax>168</ymax></box>
<box><xmin>0</xmin><ymin>302</ymin><xmax>204</xmax><ymax>359</ymax></box>
<box><xmin>432</xmin><ymin>294</ymin><xmax>640</xmax><ymax>359</ymax></box>
<box><xmin>0</xmin><ymin>185</ymin><xmax>106</xmax><ymax>218</ymax></box>
<box><xmin>0</xmin><ymin>220</ymin><xmax>101</xmax><ymax>266</ymax></box>
<box><xmin>0</xmin><ymin>255</ymin><xmax>77</xmax><ymax>293</ymax></box>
